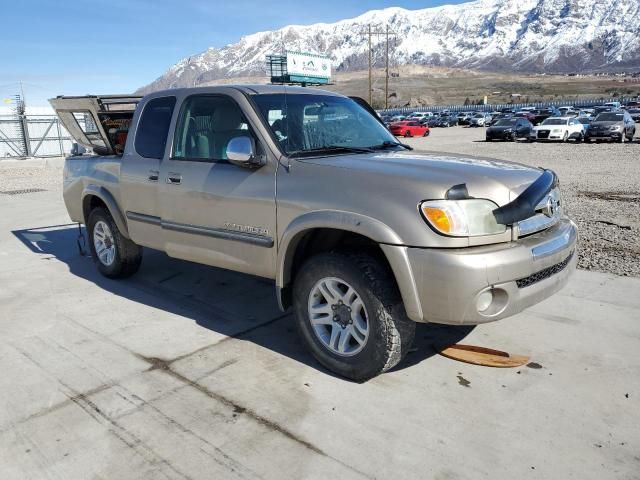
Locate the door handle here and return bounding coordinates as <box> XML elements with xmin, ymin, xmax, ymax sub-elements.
<box><xmin>166</xmin><ymin>173</ymin><xmax>182</xmax><ymax>185</ymax></box>
<box><xmin>148</xmin><ymin>170</ymin><xmax>159</xmax><ymax>181</ymax></box>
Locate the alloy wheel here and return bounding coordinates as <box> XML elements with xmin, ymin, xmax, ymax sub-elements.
<box><xmin>93</xmin><ymin>220</ymin><xmax>116</xmax><ymax>266</ymax></box>
<box><xmin>307</xmin><ymin>277</ymin><xmax>369</xmax><ymax>356</ymax></box>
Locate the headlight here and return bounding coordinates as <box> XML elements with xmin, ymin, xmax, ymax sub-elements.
<box><xmin>420</xmin><ymin>199</ymin><xmax>507</xmax><ymax>237</ymax></box>
<box><xmin>610</xmin><ymin>125</ymin><xmax>622</xmax><ymax>131</ymax></box>
<box><xmin>504</xmin><ymin>128</ymin><xmax>513</xmax><ymax>133</ymax></box>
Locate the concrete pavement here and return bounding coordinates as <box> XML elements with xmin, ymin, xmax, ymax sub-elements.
<box><xmin>1</xmin><ymin>180</ymin><xmax>639</xmax><ymax>479</ymax></box>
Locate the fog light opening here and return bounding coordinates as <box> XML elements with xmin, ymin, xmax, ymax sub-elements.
<box><xmin>476</xmin><ymin>288</ymin><xmax>509</xmax><ymax>317</ymax></box>
<box><xmin>477</xmin><ymin>290</ymin><xmax>494</xmax><ymax>312</ymax></box>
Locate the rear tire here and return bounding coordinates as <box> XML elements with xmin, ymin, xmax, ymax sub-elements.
<box><xmin>292</xmin><ymin>252</ymin><xmax>415</xmax><ymax>382</ymax></box>
<box><xmin>87</xmin><ymin>207</ymin><xmax>142</xmax><ymax>279</ymax></box>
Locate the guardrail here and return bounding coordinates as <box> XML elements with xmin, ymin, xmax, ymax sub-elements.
<box><xmin>378</xmin><ymin>96</ymin><xmax>640</xmax><ymax>116</ymax></box>
<box><xmin>0</xmin><ymin>115</ymin><xmax>72</xmax><ymax>158</ymax></box>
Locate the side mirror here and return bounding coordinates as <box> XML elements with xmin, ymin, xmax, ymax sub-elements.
<box><xmin>226</xmin><ymin>136</ymin><xmax>262</xmax><ymax>168</ymax></box>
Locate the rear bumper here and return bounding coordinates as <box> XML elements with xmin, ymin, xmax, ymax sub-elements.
<box><xmin>385</xmin><ymin>218</ymin><xmax>577</xmax><ymax>325</ymax></box>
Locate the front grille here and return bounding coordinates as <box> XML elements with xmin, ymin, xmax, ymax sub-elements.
<box><xmin>516</xmin><ymin>251</ymin><xmax>574</xmax><ymax>289</ymax></box>
<box><xmin>537</xmin><ymin>130</ymin><xmax>550</xmax><ymax>139</ymax></box>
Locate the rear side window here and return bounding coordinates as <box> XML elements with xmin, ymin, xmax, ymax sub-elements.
<box><xmin>135</xmin><ymin>96</ymin><xmax>176</xmax><ymax>159</ymax></box>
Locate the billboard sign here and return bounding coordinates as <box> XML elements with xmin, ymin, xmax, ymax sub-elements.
<box><xmin>286</xmin><ymin>51</ymin><xmax>331</xmax><ymax>84</ymax></box>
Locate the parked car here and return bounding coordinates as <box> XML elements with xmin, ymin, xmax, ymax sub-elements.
<box><xmin>389</xmin><ymin>120</ymin><xmax>430</xmax><ymax>137</ymax></box>
<box><xmin>585</xmin><ymin>111</ymin><xmax>636</xmax><ymax>143</ymax></box>
<box><xmin>558</xmin><ymin>106</ymin><xmax>578</xmax><ymax>117</ymax></box>
<box><xmin>49</xmin><ymin>86</ymin><xmax>578</xmax><ymax>381</ymax></box>
<box><xmin>409</xmin><ymin>112</ymin><xmax>433</xmax><ymax>122</ymax></box>
<box><xmin>515</xmin><ymin>111</ymin><xmax>536</xmax><ymax>122</ymax></box>
<box><xmin>593</xmin><ymin>105</ymin><xmax>615</xmax><ymax>117</ymax></box>
<box><xmin>488</xmin><ymin>113</ymin><xmax>514</xmax><ymax>126</ymax></box>
<box><xmin>576</xmin><ymin>117</ymin><xmax>592</xmax><ymax>137</ymax></box>
<box><xmin>469</xmin><ymin>112</ymin><xmax>491</xmax><ymax>127</ymax></box>
<box><xmin>626</xmin><ymin>108</ymin><xmax>640</xmax><ymax>123</ymax></box>
<box><xmin>532</xmin><ymin>117</ymin><xmax>584</xmax><ymax>142</ymax></box>
<box><xmin>434</xmin><ymin>115</ymin><xmax>458</xmax><ymax>127</ymax></box>
<box><xmin>456</xmin><ymin>112</ymin><xmax>474</xmax><ymax>125</ymax></box>
<box><xmin>531</xmin><ymin>108</ymin><xmax>561</xmax><ymax>125</ymax></box>
<box><xmin>485</xmin><ymin>118</ymin><xmax>533</xmax><ymax>141</ymax></box>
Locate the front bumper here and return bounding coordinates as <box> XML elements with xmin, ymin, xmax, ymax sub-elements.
<box><xmin>385</xmin><ymin>218</ymin><xmax>577</xmax><ymax>325</ymax></box>
<box><xmin>586</xmin><ymin>131</ymin><xmax>622</xmax><ymax>141</ymax></box>
<box><xmin>486</xmin><ymin>131</ymin><xmax>513</xmax><ymax>140</ymax></box>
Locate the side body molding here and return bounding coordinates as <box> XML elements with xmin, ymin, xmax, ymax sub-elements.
<box><xmin>81</xmin><ymin>185</ymin><xmax>130</xmax><ymax>239</ymax></box>
<box><xmin>276</xmin><ymin>210</ymin><xmax>424</xmax><ymax>321</ymax></box>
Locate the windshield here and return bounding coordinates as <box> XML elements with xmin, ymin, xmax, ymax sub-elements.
<box><xmin>595</xmin><ymin>113</ymin><xmax>624</xmax><ymax>122</ymax></box>
<box><xmin>252</xmin><ymin>93</ymin><xmax>397</xmax><ymax>156</ymax></box>
<box><xmin>495</xmin><ymin>119</ymin><xmax>517</xmax><ymax>126</ymax></box>
<box><xmin>541</xmin><ymin>118</ymin><xmax>567</xmax><ymax>126</ymax></box>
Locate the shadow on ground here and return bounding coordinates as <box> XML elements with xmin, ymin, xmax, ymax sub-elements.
<box><xmin>12</xmin><ymin>224</ymin><xmax>474</xmax><ymax>379</ymax></box>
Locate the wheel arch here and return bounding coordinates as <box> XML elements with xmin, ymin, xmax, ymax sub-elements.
<box><xmin>82</xmin><ymin>185</ymin><xmax>130</xmax><ymax>239</ymax></box>
<box><xmin>276</xmin><ymin>211</ymin><xmax>423</xmax><ymax>321</ymax></box>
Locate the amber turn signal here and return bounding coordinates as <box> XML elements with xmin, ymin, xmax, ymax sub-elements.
<box><xmin>422</xmin><ymin>207</ymin><xmax>452</xmax><ymax>234</ymax></box>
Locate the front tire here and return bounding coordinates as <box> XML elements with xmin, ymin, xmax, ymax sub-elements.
<box><xmin>292</xmin><ymin>252</ymin><xmax>415</xmax><ymax>381</ymax></box>
<box><xmin>87</xmin><ymin>207</ymin><xmax>142</xmax><ymax>278</ymax></box>
<box><xmin>404</xmin><ymin>130</ymin><xmax>412</xmax><ymax>137</ymax></box>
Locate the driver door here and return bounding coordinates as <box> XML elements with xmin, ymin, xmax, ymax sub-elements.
<box><xmin>158</xmin><ymin>93</ymin><xmax>277</xmax><ymax>278</ymax></box>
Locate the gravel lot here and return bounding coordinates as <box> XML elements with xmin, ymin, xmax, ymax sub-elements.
<box><xmin>1</xmin><ymin>128</ymin><xmax>638</xmax><ymax>278</ymax></box>
<box><xmin>405</xmin><ymin>126</ymin><xmax>640</xmax><ymax>278</ymax></box>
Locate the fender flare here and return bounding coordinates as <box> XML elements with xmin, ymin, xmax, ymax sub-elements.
<box><xmin>275</xmin><ymin>210</ymin><xmax>423</xmax><ymax>320</ymax></box>
<box><xmin>81</xmin><ymin>185</ymin><xmax>130</xmax><ymax>239</ymax></box>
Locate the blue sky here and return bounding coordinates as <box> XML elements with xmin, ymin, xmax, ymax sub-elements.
<box><xmin>1</xmin><ymin>0</ymin><xmax>466</xmax><ymax>106</ymax></box>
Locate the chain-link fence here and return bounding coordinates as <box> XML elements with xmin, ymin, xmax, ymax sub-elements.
<box><xmin>0</xmin><ymin>114</ymin><xmax>73</xmax><ymax>158</ymax></box>
<box><xmin>379</xmin><ymin>95</ymin><xmax>640</xmax><ymax>115</ymax></box>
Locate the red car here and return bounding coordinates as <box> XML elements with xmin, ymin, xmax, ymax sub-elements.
<box><xmin>389</xmin><ymin>121</ymin><xmax>430</xmax><ymax>137</ymax></box>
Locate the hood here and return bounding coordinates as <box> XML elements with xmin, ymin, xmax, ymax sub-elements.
<box><xmin>534</xmin><ymin>124</ymin><xmax>566</xmax><ymax>129</ymax></box>
<box><xmin>488</xmin><ymin>125</ymin><xmax>516</xmax><ymax>131</ymax></box>
<box><xmin>590</xmin><ymin>120</ymin><xmax>622</xmax><ymax>127</ymax></box>
<box><xmin>299</xmin><ymin>152</ymin><xmax>542</xmax><ymax>207</ymax></box>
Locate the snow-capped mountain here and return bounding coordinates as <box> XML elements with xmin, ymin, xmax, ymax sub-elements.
<box><xmin>139</xmin><ymin>0</ymin><xmax>640</xmax><ymax>92</ymax></box>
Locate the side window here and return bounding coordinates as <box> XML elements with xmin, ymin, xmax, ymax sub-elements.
<box><xmin>173</xmin><ymin>95</ymin><xmax>250</xmax><ymax>161</ymax></box>
<box><xmin>135</xmin><ymin>96</ymin><xmax>176</xmax><ymax>159</ymax></box>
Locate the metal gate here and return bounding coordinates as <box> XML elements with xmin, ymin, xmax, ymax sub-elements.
<box><xmin>0</xmin><ymin>114</ymin><xmax>73</xmax><ymax>158</ymax></box>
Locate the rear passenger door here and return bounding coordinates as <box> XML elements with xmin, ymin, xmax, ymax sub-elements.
<box><xmin>121</xmin><ymin>95</ymin><xmax>176</xmax><ymax>250</ymax></box>
<box><xmin>158</xmin><ymin>93</ymin><xmax>277</xmax><ymax>279</ymax></box>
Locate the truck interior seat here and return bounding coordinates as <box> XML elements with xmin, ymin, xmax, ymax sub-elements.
<box><xmin>211</xmin><ymin>104</ymin><xmax>247</xmax><ymax>160</ymax></box>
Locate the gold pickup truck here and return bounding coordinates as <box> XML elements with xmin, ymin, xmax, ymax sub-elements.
<box><xmin>50</xmin><ymin>85</ymin><xmax>577</xmax><ymax>380</ymax></box>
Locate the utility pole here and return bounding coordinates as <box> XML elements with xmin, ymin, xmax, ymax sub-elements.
<box><xmin>368</xmin><ymin>25</ymin><xmax>372</xmax><ymax>106</ymax></box>
<box><xmin>362</xmin><ymin>25</ymin><xmax>397</xmax><ymax>109</ymax></box>
<box><xmin>385</xmin><ymin>25</ymin><xmax>390</xmax><ymax>109</ymax></box>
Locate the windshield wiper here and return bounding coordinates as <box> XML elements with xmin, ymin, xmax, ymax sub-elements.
<box><xmin>289</xmin><ymin>145</ymin><xmax>374</xmax><ymax>157</ymax></box>
<box><xmin>370</xmin><ymin>140</ymin><xmax>413</xmax><ymax>151</ymax></box>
